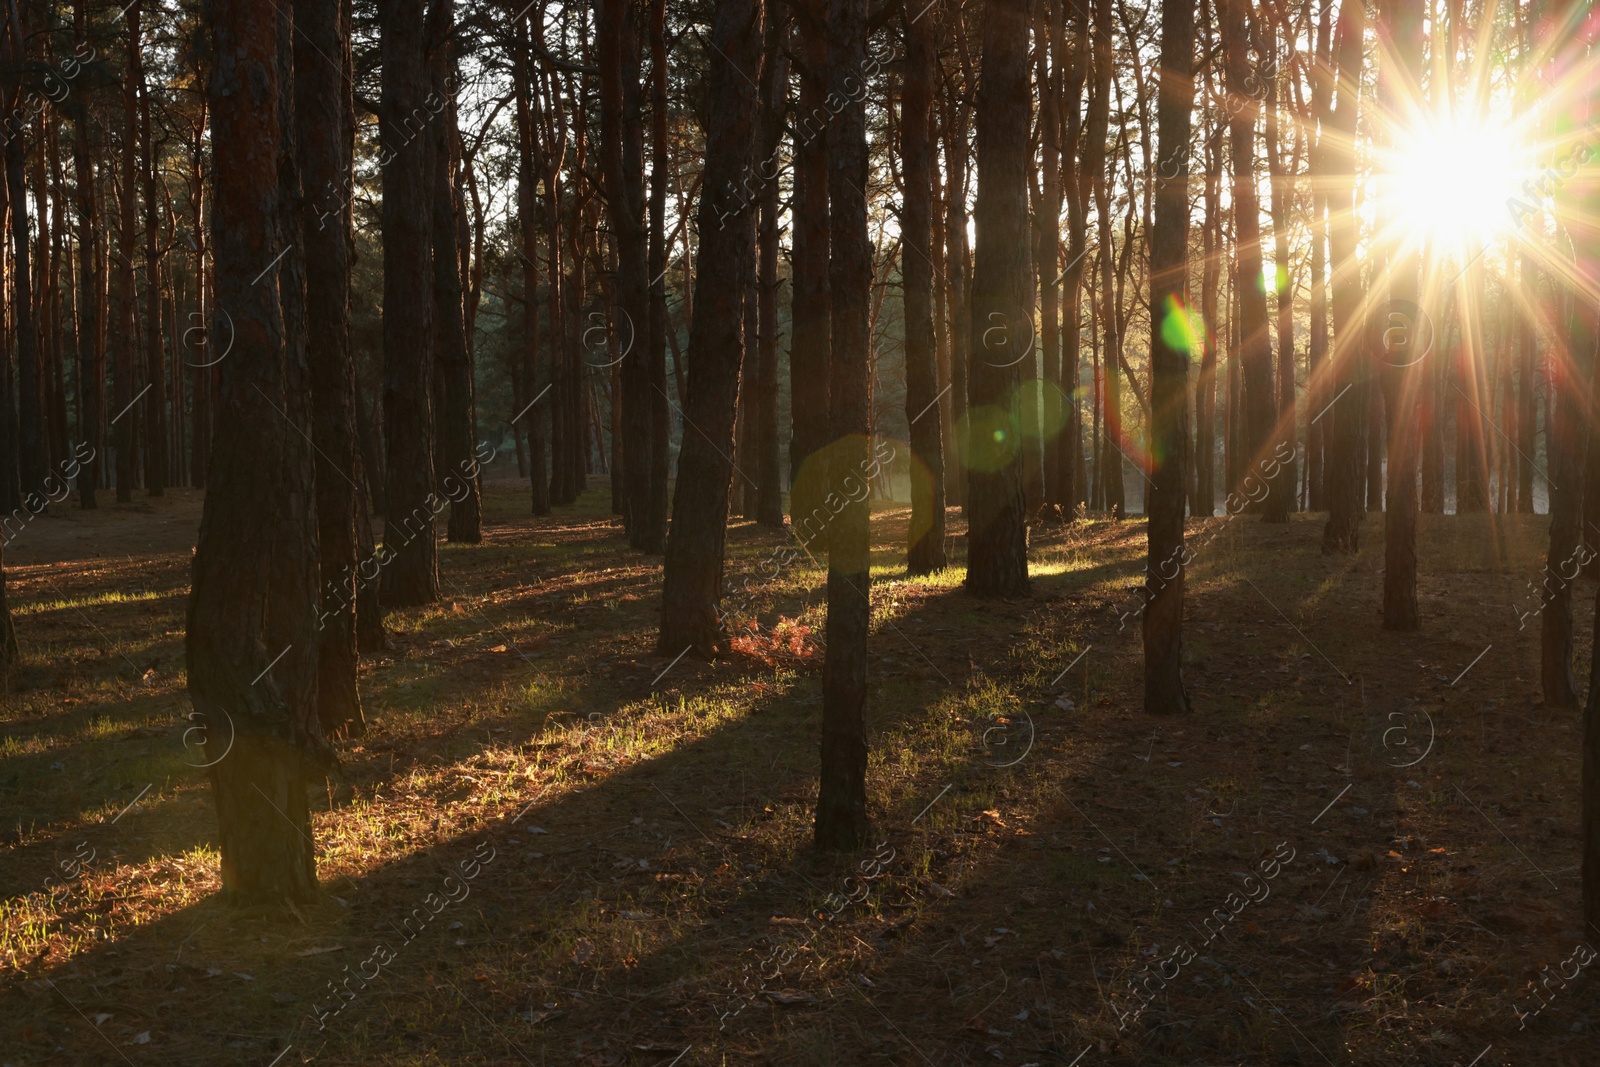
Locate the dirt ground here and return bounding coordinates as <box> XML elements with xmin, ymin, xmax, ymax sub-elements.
<box><xmin>1</xmin><ymin>468</ymin><xmax>1597</xmax><ymax>1066</ymax></box>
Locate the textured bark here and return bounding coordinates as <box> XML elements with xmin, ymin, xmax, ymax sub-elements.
<box><xmin>600</xmin><ymin>0</ymin><xmax>656</xmax><ymax>548</ymax></box>
<box><xmin>903</xmin><ymin>8</ymin><xmax>946</xmax><ymax>574</ymax></box>
<box><xmin>656</xmin><ymin>0</ymin><xmax>762</xmax><ymax>657</ymax></box>
<box><xmin>114</xmin><ymin>8</ymin><xmax>141</xmax><ymax>504</ymax></box>
<box><xmin>1379</xmin><ymin>0</ymin><xmax>1422</xmax><ymax>631</ymax></box>
<box><xmin>513</xmin><ymin>12</ymin><xmax>550</xmax><ymax>516</ymax></box>
<box><xmin>297</xmin><ymin>0</ymin><xmax>364</xmax><ymax>737</ymax></box>
<box><xmin>789</xmin><ymin>0</ymin><xmax>831</xmax><ymax>546</ymax></box>
<box><xmin>1060</xmin><ymin>0</ymin><xmax>1089</xmax><ymax>520</ymax></box>
<box><xmin>942</xmin><ymin>59</ymin><xmax>972</xmax><ymax>512</ymax></box>
<box><xmin>427</xmin><ymin>0</ymin><xmax>481</xmax><ymax>545</ymax></box>
<box><xmin>1519</xmin><ymin>252</ymin><xmax>1539</xmax><ymax>512</ymax></box>
<box><xmin>964</xmin><ymin>0</ymin><xmax>1032</xmax><ymax>595</ymax></box>
<box><xmin>378</xmin><ymin>0</ymin><xmax>439</xmax><ymax>607</ymax></box>
<box><xmin>815</xmin><ymin>0</ymin><xmax>871</xmax><ymax>853</ymax></box>
<box><xmin>1219</xmin><ymin>0</ymin><xmax>1273</xmax><ymax>512</ymax></box>
<box><xmin>135</xmin><ymin>1</ymin><xmax>166</xmax><ymax>497</ymax></box>
<box><xmin>1036</xmin><ymin>2</ymin><xmax>1062</xmax><ymax>518</ymax></box>
<box><xmin>4</xmin><ymin>2</ymin><xmax>43</xmax><ymax>501</ymax></box>
<box><xmin>1262</xmin><ymin>23</ymin><xmax>1295</xmax><ymax>523</ymax></box>
<box><xmin>754</xmin><ymin>16</ymin><xmax>787</xmax><ymax>530</ymax></box>
<box><xmin>1306</xmin><ymin>0</ymin><xmax>1332</xmax><ymax>513</ymax></box>
<box><xmin>1542</xmin><ymin>297</ymin><xmax>1589</xmax><ymax>708</ymax></box>
<box><xmin>1143</xmin><ymin>0</ymin><xmax>1195</xmax><ymax>715</ymax></box>
<box><xmin>191</xmin><ymin>0</ymin><xmax>325</xmax><ymax>903</ymax></box>
<box><xmin>1320</xmin><ymin>0</ymin><xmax>1365</xmax><ymax>554</ymax></box>
<box><xmin>646</xmin><ymin>0</ymin><xmax>671</xmax><ymax>546</ymax></box>
<box><xmin>1196</xmin><ymin>121</ymin><xmax>1221</xmax><ymax>516</ymax></box>
<box><xmin>71</xmin><ymin>0</ymin><xmax>100</xmax><ymax>509</ymax></box>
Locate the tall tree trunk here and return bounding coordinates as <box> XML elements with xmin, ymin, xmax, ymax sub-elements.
<box><xmin>134</xmin><ymin>2</ymin><xmax>166</xmax><ymax>497</ymax></box>
<box><xmin>646</xmin><ymin>0</ymin><xmax>672</xmax><ymax>546</ymax></box>
<box><xmin>903</xmin><ymin>7</ymin><xmax>946</xmax><ymax>573</ymax></box>
<box><xmin>942</xmin><ymin>63</ymin><xmax>972</xmax><ymax>512</ymax></box>
<box><xmin>601</xmin><ymin>0</ymin><xmax>656</xmax><ymax>548</ymax></box>
<box><xmin>1196</xmin><ymin>118</ymin><xmax>1221</xmax><ymax>516</ymax></box>
<box><xmin>71</xmin><ymin>0</ymin><xmax>100</xmax><ymax>510</ymax></box>
<box><xmin>190</xmin><ymin>0</ymin><xmax>326</xmax><ymax>904</ymax></box>
<box><xmin>656</xmin><ymin>0</ymin><xmax>763</xmax><ymax>656</ymax></box>
<box><xmin>1036</xmin><ymin>0</ymin><xmax>1062</xmax><ymax>518</ymax></box>
<box><xmin>1379</xmin><ymin>0</ymin><xmax>1422</xmax><ymax>630</ymax></box>
<box><xmin>1519</xmin><ymin>251</ymin><xmax>1539</xmax><ymax>512</ymax></box>
<box><xmin>1305</xmin><ymin>0</ymin><xmax>1332</xmax><ymax>514</ymax></box>
<box><xmin>297</xmin><ymin>0</ymin><xmax>365</xmax><ymax>736</ymax></box>
<box><xmin>1219</xmin><ymin>0</ymin><xmax>1273</xmax><ymax>512</ymax></box>
<box><xmin>754</xmin><ymin>14</ymin><xmax>787</xmax><ymax>529</ymax></box>
<box><xmin>1262</xmin><ymin>21</ymin><xmax>1294</xmax><ymax>523</ymax></box>
<box><xmin>115</xmin><ymin>9</ymin><xmax>141</xmax><ymax>504</ymax></box>
<box><xmin>789</xmin><ymin>0</ymin><xmax>831</xmax><ymax>546</ymax></box>
<box><xmin>964</xmin><ymin>0</ymin><xmax>1031</xmax><ymax>597</ymax></box>
<box><xmin>1143</xmin><ymin>0</ymin><xmax>1195</xmax><ymax>715</ymax></box>
<box><xmin>378</xmin><ymin>0</ymin><xmax>439</xmax><ymax>606</ymax></box>
<box><xmin>1320</xmin><ymin>0</ymin><xmax>1365</xmax><ymax>554</ymax></box>
<box><xmin>1060</xmin><ymin>0</ymin><xmax>1088</xmax><ymax>520</ymax></box>
<box><xmin>514</xmin><ymin>11</ymin><xmax>550</xmax><ymax>517</ymax></box>
<box><xmin>815</xmin><ymin>0</ymin><xmax>871</xmax><ymax>852</ymax></box>
<box><xmin>4</xmin><ymin>3</ymin><xmax>42</xmax><ymax>502</ymax></box>
<box><xmin>427</xmin><ymin>0</ymin><xmax>481</xmax><ymax>544</ymax></box>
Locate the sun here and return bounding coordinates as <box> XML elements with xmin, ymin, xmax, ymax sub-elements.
<box><xmin>1379</xmin><ymin>116</ymin><xmax>1525</xmax><ymax>251</ymax></box>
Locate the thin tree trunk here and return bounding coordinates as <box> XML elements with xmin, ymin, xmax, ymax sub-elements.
<box><xmin>656</xmin><ymin>0</ymin><xmax>762</xmax><ymax>656</ymax></box>
<box><xmin>134</xmin><ymin>2</ymin><xmax>166</xmax><ymax>497</ymax></box>
<box><xmin>789</xmin><ymin>0</ymin><xmax>831</xmax><ymax>545</ymax></box>
<box><xmin>1220</xmin><ymin>0</ymin><xmax>1273</xmax><ymax>512</ymax></box>
<box><xmin>903</xmin><ymin>6</ymin><xmax>945</xmax><ymax>573</ymax></box>
<box><xmin>1143</xmin><ymin>0</ymin><xmax>1195</xmax><ymax>715</ymax></box>
<box><xmin>1262</xmin><ymin>19</ymin><xmax>1294</xmax><ymax>522</ymax></box>
<box><xmin>1378</xmin><ymin>0</ymin><xmax>1422</xmax><ymax>629</ymax></box>
<box><xmin>601</xmin><ymin>0</ymin><xmax>655</xmax><ymax>547</ymax></box>
<box><xmin>427</xmin><ymin>0</ymin><xmax>481</xmax><ymax>544</ymax></box>
<box><xmin>647</xmin><ymin>0</ymin><xmax>671</xmax><ymax>544</ymax></box>
<box><xmin>514</xmin><ymin>10</ymin><xmax>550</xmax><ymax>516</ymax></box>
<box><xmin>297</xmin><ymin>0</ymin><xmax>365</xmax><ymax>736</ymax></box>
<box><xmin>1320</xmin><ymin>0</ymin><xmax>1365</xmax><ymax>554</ymax></box>
<box><xmin>71</xmin><ymin>0</ymin><xmax>100</xmax><ymax>510</ymax></box>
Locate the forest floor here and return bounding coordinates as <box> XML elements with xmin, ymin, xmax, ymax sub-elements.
<box><xmin>1</xmin><ymin>468</ymin><xmax>1597</xmax><ymax>1067</ymax></box>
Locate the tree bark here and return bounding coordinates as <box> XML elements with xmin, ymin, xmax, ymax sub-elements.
<box><xmin>426</xmin><ymin>0</ymin><xmax>481</xmax><ymax>544</ymax></box>
<box><xmin>72</xmin><ymin>0</ymin><xmax>100</xmax><ymax>510</ymax></box>
<box><xmin>814</xmin><ymin>0</ymin><xmax>872</xmax><ymax>852</ymax></box>
<box><xmin>379</xmin><ymin>0</ymin><xmax>439</xmax><ymax>607</ymax></box>
<box><xmin>1143</xmin><ymin>0</ymin><xmax>1195</xmax><ymax>715</ymax></box>
<box><xmin>656</xmin><ymin>0</ymin><xmax>763</xmax><ymax>657</ymax></box>
<box><xmin>1379</xmin><ymin>0</ymin><xmax>1422</xmax><ymax>630</ymax></box>
<box><xmin>646</xmin><ymin>0</ymin><xmax>672</xmax><ymax>546</ymax></box>
<box><xmin>789</xmin><ymin>0</ymin><xmax>831</xmax><ymax>547</ymax></box>
<box><xmin>513</xmin><ymin>11</ymin><xmax>550</xmax><ymax>517</ymax></box>
<box><xmin>191</xmin><ymin>0</ymin><xmax>326</xmax><ymax>904</ymax></box>
<box><xmin>1060</xmin><ymin>0</ymin><xmax>1089</xmax><ymax>520</ymax></box>
<box><xmin>134</xmin><ymin>1</ymin><xmax>166</xmax><ymax>497</ymax></box>
<box><xmin>1262</xmin><ymin>20</ymin><xmax>1295</xmax><ymax>523</ymax></box>
<box><xmin>297</xmin><ymin>0</ymin><xmax>365</xmax><ymax>736</ymax></box>
<box><xmin>1320</xmin><ymin>0</ymin><xmax>1365</xmax><ymax>554</ymax></box>
<box><xmin>903</xmin><ymin>7</ymin><xmax>946</xmax><ymax>574</ymax></box>
<box><xmin>600</xmin><ymin>0</ymin><xmax>657</xmax><ymax>548</ymax></box>
<box><xmin>964</xmin><ymin>0</ymin><xmax>1032</xmax><ymax>597</ymax></box>
<box><xmin>1219</xmin><ymin>0</ymin><xmax>1273</xmax><ymax>514</ymax></box>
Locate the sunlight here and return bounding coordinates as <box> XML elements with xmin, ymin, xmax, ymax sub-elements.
<box><xmin>1379</xmin><ymin>115</ymin><xmax>1524</xmax><ymax>250</ymax></box>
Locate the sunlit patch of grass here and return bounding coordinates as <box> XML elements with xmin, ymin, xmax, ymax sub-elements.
<box><xmin>14</xmin><ymin>588</ymin><xmax>174</xmax><ymax>616</ymax></box>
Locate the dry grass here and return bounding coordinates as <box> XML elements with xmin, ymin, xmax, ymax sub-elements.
<box><xmin>0</xmin><ymin>475</ymin><xmax>1596</xmax><ymax>1066</ymax></box>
